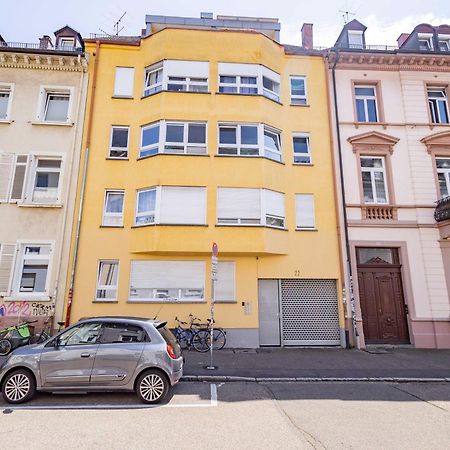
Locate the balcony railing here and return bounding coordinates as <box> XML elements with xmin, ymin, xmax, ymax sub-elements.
<box><xmin>336</xmin><ymin>43</ymin><xmax>399</xmax><ymax>51</ymax></box>
<box><xmin>0</xmin><ymin>41</ymin><xmax>82</xmax><ymax>52</ymax></box>
<box><xmin>362</xmin><ymin>205</ymin><xmax>397</xmax><ymax>220</ymax></box>
<box><xmin>435</xmin><ymin>196</ymin><xmax>450</xmax><ymax>222</ymax></box>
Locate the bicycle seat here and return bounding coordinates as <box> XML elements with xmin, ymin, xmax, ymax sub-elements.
<box><xmin>57</xmin><ymin>321</ymin><xmax>65</xmax><ymax>326</ymax></box>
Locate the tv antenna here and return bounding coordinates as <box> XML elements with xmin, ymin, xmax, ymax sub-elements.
<box><xmin>99</xmin><ymin>11</ymin><xmax>127</xmax><ymax>36</ymax></box>
<box><xmin>339</xmin><ymin>8</ymin><xmax>356</xmax><ymax>24</ymax></box>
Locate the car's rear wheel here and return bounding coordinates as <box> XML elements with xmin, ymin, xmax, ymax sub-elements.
<box><xmin>136</xmin><ymin>369</ymin><xmax>169</xmax><ymax>404</ymax></box>
<box><xmin>0</xmin><ymin>339</ymin><xmax>12</xmax><ymax>356</ymax></box>
<box><xmin>2</xmin><ymin>369</ymin><xmax>36</xmax><ymax>404</ymax></box>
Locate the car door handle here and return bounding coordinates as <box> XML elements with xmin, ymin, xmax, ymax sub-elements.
<box><xmin>81</xmin><ymin>353</ymin><xmax>91</xmax><ymax>358</ymax></box>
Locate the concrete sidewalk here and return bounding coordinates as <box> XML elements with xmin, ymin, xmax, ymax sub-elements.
<box><xmin>182</xmin><ymin>347</ymin><xmax>450</xmax><ymax>382</ymax></box>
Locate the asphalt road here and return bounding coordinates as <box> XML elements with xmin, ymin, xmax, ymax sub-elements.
<box><xmin>1</xmin><ymin>381</ymin><xmax>450</xmax><ymax>449</ymax></box>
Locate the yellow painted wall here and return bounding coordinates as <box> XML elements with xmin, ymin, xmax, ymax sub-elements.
<box><xmin>66</xmin><ymin>28</ymin><xmax>343</xmax><ymax>332</ymax></box>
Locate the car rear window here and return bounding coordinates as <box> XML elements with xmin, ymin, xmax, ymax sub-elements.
<box><xmin>157</xmin><ymin>326</ymin><xmax>181</xmax><ymax>358</ymax></box>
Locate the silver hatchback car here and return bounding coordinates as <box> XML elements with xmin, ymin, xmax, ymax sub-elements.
<box><xmin>0</xmin><ymin>316</ymin><xmax>183</xmax><ymax>404</ymax></box>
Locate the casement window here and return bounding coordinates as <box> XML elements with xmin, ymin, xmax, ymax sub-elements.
<box><xmin>348</xmin><ymin>30</ymin><xmax>363</xmax><ymax>48</ymax></box>
<box><xmin>0</xmin><ymin>84</ymin><xmax>13</xmax><ymax>120</ymax></box>
<box><xmin>360</xmin><ymin>156</ymin><xmax>389</xmax><ymax>204</ymax></box>
<box><xmin>13</xmin><ymin>244</ymin><xmax>52</xmax><ymax>297</ymax></box>
<box><xmin>295</xmin><ymin>194</ymin><xmax>316</xmax><ymax>229</ymax></box>
<box><xmin>96</xmin><ymin>260</ymin><xmax>119</xmax><ymax>301</ymax></box>
<box><xmin>140</xmin><ymin>121</ymin><xmax>207</xmax><ymax>157</ymax></box>
<box><xmin>217</xmin><ymin>188</ymin><xmax>285</xmax><ymax>228</ymax></box>
<box><xmin>37</xmin><ymin>87</ymin><xmax>72</xmax><ymax>123</ymax></box>
<box><xmin>438</xmin><ymin>35</ymin><xmax>450</xmax><ymax>51</ymax></box>
<box><xmin>218</xmin><ymin>123</ymin><xmax>282</xmax><ymax>162</ymax></box>
<box><xmin>109</xmin><ymin>126</ymin><xmax>129</xmax><ymax>159</ymax></box>
<box><xmin>165</xmin><ymin>122</ymin><xmax>207</xmax><ymax>154</ymax></box>
<box><xmin>215</xmin><ymin>261</ymin><xmax>236</xmax><ymax>302</ymax></box>
<box><xmin>218</xmin><ymin>76</ymin><xmax>258</xmax><ymax>94</ymax></box>
<box><xmin>143</xmin><ymin>60</ymin><xmax>209</xmax><ymax>96</ymax></box>
<box><xmin>428</xmin><ymin>87</ymin><xmax>449</xmax><ymax>124</ymax></box>
<box><xmin>418</xmin><ymin>33</ymin><xmax>433</xmax><ymax>51</ymax></box>
<box><xmin>354</xmin><ymin>85</ymin><xmax>378</xmax><ymax>122</ymax></box>
<box><xmin>103</xmin><ymin>190</ymin><xmax>124</xmax><ymax>226</ymax></box>
<box><xmin>293</xmin><ymin>134</ymin><xmax>311</xmax><ymax>164</ymax></box>
<box><xmin>129</xmin><ymin>260</ymin><xmax>205</xmax><ymax>302</ymax></box>
<box><xmin>0</xmin><ymin>153</ymin><xmax>62</xmax><ymax>205</ymax></box>
<box><xmin>290</xmin><ymin>76</ymin><xmax>307</xmax><ymax>105</ymax></box>
<box><xmin>113</xmin><ymin>67</ymin><xmax>135</xmax><ymax>97</ymax></box>
<box><xmin>436</xmin><ymin>158</ymin><xmax>450</xmax><ymax>197</ymax></box>
<box><xmin>135</xmin><ymin>186</ymin><xmax>206</xmax><ymax>226</ymax></box>
<box><xmin>217</xmin><ymin>63</ymin><xmax>280</xmax><ymax>101</ymax></box>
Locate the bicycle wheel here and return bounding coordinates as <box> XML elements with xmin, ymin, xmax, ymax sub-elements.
<box><xmin>30</xmin><ymin>331</ymin><xmax>50</xmax><ymax>345</ymax></box>
<box><xmin>192</xmin><ymin>330</ymin><xmax>209</xmax><ymax>352</ymax></box>
<box><xmin>0</xmin><ymin>339</ymin><xmax>12</xmax><ymax>356</ymax></box>
<box><xmin>207</xmin><ymin>329</ymin><xmax>226</xmax><ymax>350</ymax></box>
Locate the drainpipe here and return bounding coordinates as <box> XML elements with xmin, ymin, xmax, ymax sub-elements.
<box><xmin>65</xmin><ymin>40</ymin><xmax>100</xmax><ymax>326</ymax></box>
<box><xmin>330</xmin><ymin>49</ymin><xmax>360</xmax><ymax>348</ymax></box>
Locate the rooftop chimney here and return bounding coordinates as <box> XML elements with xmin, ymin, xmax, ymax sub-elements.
<box><xmin>397</xmin><ymin>33</ymin><xmax>410</xmax><ymax>47</ymax></box>
<box><xmin>200</xmin><ymin>12</ymin><xmax>214</xmax><ymax>20</ymax></box>
<box><xmin>39</xmin><ymin>35</ymin><xmax>53</xmax><ymax>49</ymax></box>
<box><xmin>301</xmin><ymin>23</ymin><xmax>313</xmax><ymax>49</ymax></box>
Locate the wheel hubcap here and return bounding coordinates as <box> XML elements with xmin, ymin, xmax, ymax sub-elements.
<box><xmin>5</xmin><ymin>374</ymin><xmax>30</xmax><ymax>402</ymax></box>
<box><xmin>140</xmin><ymin>374</ymin><xmax>164</xmax><ymax>401</ymax></box>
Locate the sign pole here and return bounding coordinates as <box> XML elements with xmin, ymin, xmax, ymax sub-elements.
<box><xmin>206</xmin><ymin>242</ymin><xmax>218</xmax><ymax>370</ymax></box>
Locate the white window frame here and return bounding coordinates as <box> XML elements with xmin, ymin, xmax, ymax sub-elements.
<box><xmin>103</xmin><ymin>190</ymin><xmax>124</xmax><ymax>227</ymax></box>
<box><xmin>164</xmin><ymin>121</ymin><xmax>207</xmax><ymax>154</ymax></box>
<box><xmin>135</xmin><ymin>187</ymin><xmax>158</xmax><ymax>226</ymax></box>
<box><xmin>292</xmin><ymin>133</ymin><xmax>312</xmax><ymax>165</ymax></box>
<box><xmin>216</xmin><ymin>188</ymin><xmax>286</xmax><ymax>229</ymax></box>
<box><xmin>59</xmin><ymin>37</ymin><xmax>75</xmax><ymax>50</ymax></box>
<box><xmin>290</xmin><ymin>76</ymin><xmax>307</xmax><ymax>105</ymax></box>
<box><xmin>167</xmin><ymin>76</ymin><xmax>208</xmax><ymax>93</ymax></box>
<box><xmin>418</xmin><ymin>33</ymin><xmax>434</xmax><ymax>51</ymax></box>
<box><xmin>295</xmin><ymin>194</ymin><xmax>316</xmax><ymax>230</ymax></box>
<box><xmin>428</xmin><ymin>87</ymin><xmax>449</xmax><ymax>124</ymax></box>
<box><xmin>36</xmin><ymin>85</ymin><xmax>74</xmax><ymax>123</ymax></box>
<box><xmin>28</xmin><ymin>156</ymin><xmax>63</xmax><ymax>205</ymax></box>
<box><xmin>438</xmin><ymin>34</ymin><xmax>450</xmax><ymax>51</ymax></box>
<box><xmin>360</xmin><ymin>156</ymin><xmax>389</xmax><ymax>204</ymax></box>
<box><xmin>143</xmin><ymin>63</ymin><xmax>163</xmax><ymax>96</ymax></box>
<box><xmin>354</xmin><ymin>85</ymin><xmax>378</xmax><ymax>122</ymax></box>
<box><xmin>95</xmin><ymin>260</ymin><xmax>119</xmax><ymax>302</ymax></box>
<box><xmin>140</xmin><ymin>122</ymin><xmax>161</xmax><ymax>157</ymax></box>
<box><xmin>348</xmin><ymin>30</ymin><xmax>364</xmax><ymax>48</ymax></box>
<box><xmin>436</xmin><ymin>157</ymin><xmax>450</xmax><ymax>198</ymax></box>
<box><xmin>11</xmin><ymin>242</ymin><xmax>53</xmax><ymax>300</ymax></box>
<box><xmin>109</xmin><ymin>126</ymin><xmax>129</xmax><ymax>159</ymax></box>
<box><xmin>262</xmin><ymin>76</ymin><xmax>280</xmax><ymax>102</ymax></box>
<box><xmin>217</xmin><ymin>123</ymin><xmax>282</xmax><ymax>162</ymax></box>
<box><xmin>0</xmin><ymin>82</ymin><xmax>14</xmax><ymax>121</ymax></box>
<box><xmin>218</xmin><ymin>75</ymin><xmax>258</xmax><ymax>95</ymax></box>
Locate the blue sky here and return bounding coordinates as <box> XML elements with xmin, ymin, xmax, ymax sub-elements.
<box><xmin>2</xmin><ymin>0</ymin><xmax>450</xmax><ymax>46</ymax></box>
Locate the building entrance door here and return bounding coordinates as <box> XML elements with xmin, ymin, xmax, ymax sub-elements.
<box><xmin>356</xmin><ymin>248</ymin><xmax>410</xmax><ymax>344</ymax></box>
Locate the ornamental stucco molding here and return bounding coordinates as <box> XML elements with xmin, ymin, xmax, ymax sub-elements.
<box><xmin>0</xmin><ymin>51</ymin><xmax>87</xmax><ymax>72</ymax></box>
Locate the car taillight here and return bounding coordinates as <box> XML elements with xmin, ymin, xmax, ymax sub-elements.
<box><xmin>167</xmin><ymin>343</ymin><xmax>177</xmax><ymax>359</ymax></box>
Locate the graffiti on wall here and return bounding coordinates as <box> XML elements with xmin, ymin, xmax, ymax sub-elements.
<box><xmin>0</xmin><ymin>301</ymin><xmax>54</xmax><ymax>318</ymax></box>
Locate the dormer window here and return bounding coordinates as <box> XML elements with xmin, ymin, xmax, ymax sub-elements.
<box><xmin>418</xmin><ymin>33</ymin><xmax>433</xmax><ymax>51</ymax></box>
<box><xmin>59</xmin><ymin>38</ymin><xmax>75</xmax><ymax>50</ymax></box>
<box><xmin>438</xmin><ymin>35</ymin><xmax>450</xmax><ymax>52</ymax></box>
<box><xmin>348</xmin><ymin>30</ymin><xmax>363</xmax><ymax>48</ymax></box>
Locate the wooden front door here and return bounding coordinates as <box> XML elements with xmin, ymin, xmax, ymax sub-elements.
<box><xmin>357</xmin><ymin>248</ymin><xmax>410</xmax><ymax>344</ymax></box>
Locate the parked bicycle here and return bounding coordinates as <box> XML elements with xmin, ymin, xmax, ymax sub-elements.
<box><xmin>203</xmin><ymin>318</ymin><xmax>227</xmax><ymax>351</ymax></box>
<box><xmin>0</xmin><ymin>320</ymin><xmax>38</xmax><ymax>356</ymax></box>
<box><xmin>173</xmin><ymin>315</ymin><xmax>209</xmax><ymax>352</ymax></box>
<box><xmin>29</xmin><ymin>318</ymin><xmax>65</xmax><ymax>344</ymax></box>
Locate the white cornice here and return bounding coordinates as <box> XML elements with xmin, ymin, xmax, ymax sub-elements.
<box><xmin>0</xmin><ymin>51</ymin><xmax>87</xmax><ymax>72</ymax></box>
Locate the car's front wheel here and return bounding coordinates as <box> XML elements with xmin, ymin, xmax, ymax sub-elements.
<box><xmin>2</xmin><ymin>369</ymin><xmax>36</xmax><ymax>404</ymax></box>
<box><xmin>136</xmin><ymin>369</ymin><xmax>169</xmax><ymax>404</ymax></box>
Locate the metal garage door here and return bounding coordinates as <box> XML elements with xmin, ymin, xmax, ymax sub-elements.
<box><xmin>280</xmin><ymin>279</ymin><xmax>340</xmax><ymax>346</ymax></box>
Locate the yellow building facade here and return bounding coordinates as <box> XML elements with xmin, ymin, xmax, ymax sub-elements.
<box><xmin>66</xmin><ymin>15</ymin><xmax>345</xmax><ymax>347</ymax></box>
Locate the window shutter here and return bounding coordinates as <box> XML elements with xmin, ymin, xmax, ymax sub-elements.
<box><xmin>218</xmin><ymin>63</ymin><xmax>259</xmax><ymax>77</ymax></box>
<box><xmin>0</xmin><ymin>243</ymin><xmax>17</xmax><ymax>295</ymax></box>
<box><xmin>264</xmin><ymin>189</ymin><xmax>285</xmax><ymax>218</ymax></box>
<box><xmin>164</xmin><ymin>60</ymin><xmax>209</xmax><ymax>78</ymax></box>
<box><xmin>296</xmin><ymin>194</ymin><xmax>315</xmax><ymax>228</ymax></box>
<box><xmin>217</xmin><ymin>188</ymin><xmax>261</xmax><ymax>220</ymax></box>
<box><xmin>130</xmin><ymin>261</ymin><xmax>205</xmax><ymax>290</ymax></box>
<box><xmin>114</xmin><ymin>67</ymin><xmax>135</xmax><ymax>97</ymax></box>
<box><xmin>215</xmin><ymin>261</ymin><xmax>235</xmax><ymax>302</ymax></box>
<box><xmin>0</xmin><ymin>153</ymin><xmax>14</xmax><ymax>202</ymax></box>
<box><xmin>9</xmin><ymin>155</ymin><xmax>29</xmax><ymax>202</ymax></box>
<box><xmin>160</xmin><ymin>187</ymin><xmax>206</xmax><ymax>224</ymax></box>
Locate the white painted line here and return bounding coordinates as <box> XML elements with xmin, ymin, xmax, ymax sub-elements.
<box><xmin>210</xmin><ymin>383</ymin><xmax>218</xmax><ymax>407</ymax></box>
